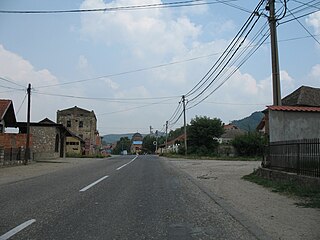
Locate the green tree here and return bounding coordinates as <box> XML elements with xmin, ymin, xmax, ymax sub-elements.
<box><xmin>188</xmin><ymin>116</ymin><xmax>224</xmax><ymax>155</ymax></box>
<box><xmin>142</xmin><ymin>135</ymin><xmax>156</xmax><ymax>153</ymax></box>
<box><xmin>113</xmin><ymin>137</ymin><xmax>131</xmax><ymax>154</ymax></box>
<box><xmin>232</xmin><ymin>132</ymin><xmax>267</xmax><ymax>156</ymax></box>
<box><xmin>168</xmin><ymin>127</ymin><xmax>184</xmax><ymax>141</ymax></box>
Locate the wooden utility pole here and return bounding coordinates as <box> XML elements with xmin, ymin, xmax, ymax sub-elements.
<box><xmin>24</xmin><ymin>83</ymin><xmax>31</xmax><ymax>165</ymax></box>
<box><xmin>182</xmin><ymin>95</ymin><xmax>187</xmax><ymax>155</ymax></box>
<box><xmin>268</xmin><ymin>0</ymin><xmax>282</xmax><ymax>106</ymax></box>
<box><xmin>165</xmin><ymin>121</ymin><xmax>168</xmax><ymax>150</ymax></box>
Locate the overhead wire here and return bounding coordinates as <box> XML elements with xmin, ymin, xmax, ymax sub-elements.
<box><xmin>0</xmin><ymin>0</ymin><xmax>236</xmax><ymax>14</ymax></box>
<box><xmin>187</xmin><ymin>5</ymin><xmax>264</xmax><ymax>103</ymax></box>
<box><xmin>185</xmin><ymin>0</ymin><xmax>265</xmax><ymax>100</ymax></box>
<box><xmin>285</xmin><ymin>5</ymin><xmax>320</xmax><ymax>46</ymax></box>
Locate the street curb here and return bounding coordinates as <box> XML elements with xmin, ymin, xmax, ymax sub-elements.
<box><xmin>164</xmin><ymin>157</ymin><xmax>274</xmax><ymax>240</ymax></box>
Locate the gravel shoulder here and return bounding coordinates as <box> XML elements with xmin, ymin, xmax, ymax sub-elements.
<box><xmin>167</xmin><ymin>158</ymin><xmax>320</xmax><ymax>240</ymax></box>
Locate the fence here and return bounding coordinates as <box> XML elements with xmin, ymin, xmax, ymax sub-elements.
<box><xmin>0</xmin><ymin>147</ymin><xmax>28</xmax><ymax>166</ymax></box>
<box><xmin>267</xmin><ymin>139</ymin><xmax>320</xmax><ymax>178</ymax></box>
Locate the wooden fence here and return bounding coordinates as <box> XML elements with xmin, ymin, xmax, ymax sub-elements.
<box><xmin>267</xmin><ymin>139</ymin><xmax>320</xmax><ymax>178</ymax></box>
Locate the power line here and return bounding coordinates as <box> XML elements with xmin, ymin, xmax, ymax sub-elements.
<box><xmin>187</xmin><ymin>4</ymin><xmax>264</xmax><ymax>103</ymax></box>
<box><xmin>286</xmin><ymin>6</ymin><xmax>320</xmax><ymax>46</ymax></box>
<box><xmin>0</xmin><ymin>76</ymin><xmax>26</xmax><ymax>88</ymax></box>
<box><xmin>185</xmin><ymin>0</ymin><xmax>265</xmax><ymax>100</ymax></box>
<box><xmin>33</xmin><ymin>90</ymin><xmax>180</xmax><ymax>102</ymax></box>
<box><xmin>0</xmin><ymin>0</ymin><xmax>236</xmax><ymax>14</ymax></box>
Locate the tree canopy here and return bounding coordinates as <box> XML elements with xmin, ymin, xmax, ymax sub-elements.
<box><xmin>112</xmin><ymin>137</ymin><xmax>131</xmax><ymax>154</ymax></box>
<box><xmin>187</xmin><ymin>116</ymin><xmax>224</xmax><ymax>155</ymax></box>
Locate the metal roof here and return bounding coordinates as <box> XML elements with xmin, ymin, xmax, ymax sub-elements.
<box><xmin>268</xmin><ymin>105</ymin><xmax>320</xmax><ymax>112</ymax></box>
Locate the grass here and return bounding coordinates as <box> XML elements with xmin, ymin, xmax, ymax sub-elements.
<box><xmin>243</xmin><ymin>171</ymin><xmax>320</xmax><ymax>208</ymax></box>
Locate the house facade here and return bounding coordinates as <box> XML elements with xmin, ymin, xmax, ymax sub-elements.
<box><xmin>267</xmin><ymin>106</ymin><xmax>320</xmax><ymax>142</ymax></box>
<box><xmin>17</xmin><ymin>118</ymin><xmax>72</xmax><ymax>160</ymax></box>
<box><xmin>57</xmin><ymin>106</ymin><xmax>99</xmax><ymax>155</ymax></box>
<box><xmin>131</xmin><ymin>132</ymin><xmax>143</xmax><ymax>154</ymax></box>
<box><xmin>259</xmin><ymin>86</ymin><xmax>320</xmax><ymax>142</ymax></box>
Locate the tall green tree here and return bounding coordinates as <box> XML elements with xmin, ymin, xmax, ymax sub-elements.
<box><xmin>188</xmin><ymin>116</ymin><xmax>224</xmax><ymax>155</ymax></box>
<box><xmin>142</xmin><ymin>135</ymin><xmax>156</xmax><ymax>153</ymax></box>
<box><xmin>113</xmin><ymin>137</ymin><xmax>131</xmax><ymax>154</ymax></box>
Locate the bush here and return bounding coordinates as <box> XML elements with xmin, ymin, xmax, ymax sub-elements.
<box><xmin>232</xmin><ymin>132</ymin><xmax>267</xmax><ymax>156</ymax></box>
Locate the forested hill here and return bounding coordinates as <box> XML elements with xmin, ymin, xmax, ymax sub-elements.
<box><xmin>231</xmin><ymin>111</ymin><xmax>264</xmax><ymax>132</ymax></box>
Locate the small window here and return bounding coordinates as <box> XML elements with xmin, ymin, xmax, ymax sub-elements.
<box><xmin>79</xmin><ymin>121</ymin><xmax>83</xmax><ymax>128</ymax></box>
<box><xmin>55</xmin><ymin>134</ymin><xmax>59</xmax><ymax>152</ymax></box>
<box><xmin>67</xmin><ymin>120</ymin><xmax>71</xmax><ymax>127</ymax></box>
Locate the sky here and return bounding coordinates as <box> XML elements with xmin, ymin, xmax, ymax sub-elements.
<box><xmin>0</xmin><ymin>0</ymin><xmax>319</xmax><ymax>135</ymax></box>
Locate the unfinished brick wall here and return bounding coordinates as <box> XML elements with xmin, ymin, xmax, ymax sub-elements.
<box><xmin>0</xmin><ymin>133</ymin><xmax>30</xmax><ymax>148</ymax></box>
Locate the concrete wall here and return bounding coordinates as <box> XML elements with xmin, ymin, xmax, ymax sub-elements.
<box><xmin>269</xmin><ymin>111</ymin><xmax>320</xmax><ymax>142</ymax></box>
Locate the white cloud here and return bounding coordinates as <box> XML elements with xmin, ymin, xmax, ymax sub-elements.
<box><xmin>0</xmin><ymin>45</ymin><xmax>86</xmax><ymax>122</ymax></box>
<box><xmin>309</xmin><ymin>64</ymin><xmax>320</xmax><ymax>78</ymax></box>
<box><xmin>80</xmin><ymin>0</ymin><xmax>202</xmax><ymax>59</ymax></box>
<box><xmin>0</xmin><ymin>45</ymin><xmax>58</xmax><ymax>87</ymax></box>
<box><xmin>104</xmin><ymin>78</ymin><xmax>119</xmax><ymax>90</ymax></box>
<box><xmin>306</xmin><ymin>12</ymin><xmax>320</xmax><ymax>34</ymax></box>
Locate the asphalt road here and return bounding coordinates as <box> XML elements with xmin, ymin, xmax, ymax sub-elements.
<box><xmin>0</xmin><ymin>155</ymin><xmax>258</xmax><ymax>240</ymax></box>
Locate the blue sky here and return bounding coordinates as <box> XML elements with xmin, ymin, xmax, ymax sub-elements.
<box><xmin>0</xmin><ymin>0</ymin><xmax>319</xmax><ymax>135</ymax></box>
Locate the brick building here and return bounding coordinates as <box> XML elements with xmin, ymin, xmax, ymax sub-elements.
<box><xmin>57</xmin><ymin>106</ymin><xmax>99</xmax><ymax>155</ymax></box>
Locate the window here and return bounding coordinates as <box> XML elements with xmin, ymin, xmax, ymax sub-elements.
<box><xmin>55</xmin><ymin>134</ymin><xmax>59</xmax><ymax>152</ymax></box>
<box><xmin>67</xmin><ymin>120</ymin><xmax>71</xmax><ymax>127</ymax></box>
<box><xmin>79</xmin><ymin>121</ymin><xmax>83</xmax><ymax>128</ymax></box>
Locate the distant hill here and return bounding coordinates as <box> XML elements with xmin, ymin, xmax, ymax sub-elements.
<box><xmin>102</xmin><ymin>133</ymin><xmax>136</xmax><ymax>144</ymax></box>
<box><xmin>231</xmin><ymin>111</ymin><xmax>264</xmax><ymax>132</ymax></box>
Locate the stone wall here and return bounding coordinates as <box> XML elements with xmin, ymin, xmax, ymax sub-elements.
<box><xmin>30</xmin><ymin>126</ymin><xmax>60</xmax><ymax>160</ymax></box>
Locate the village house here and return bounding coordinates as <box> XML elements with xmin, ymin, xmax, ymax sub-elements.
<box><xmin>57</xmin><ymin>106</ymin><xmax>100</xmax><ymax>155</ymax></box>
<box><xmin>17</xmin><ymin>118</ymin><xmax>73</xmax><ymax>160</ymax></box>
<box><xmin>258</xmin><ymin>86</ymin><xmax>320</xmax><ymax>142</ymax></box>
<box><xmin>131</xmin><ymin>132</ymin><xmax>143</xmax><ymax>154</ymax></box>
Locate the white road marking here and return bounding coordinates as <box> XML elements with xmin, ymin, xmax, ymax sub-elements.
<box><xmin>116</xmin><ymin>156</ymin><xmax>138</xmax><ymax>171</ymax></box>
<box><xmin>0</xmin><ymin>219</ymin><xmax>36</xmax><ymax>240</ymax></box>
<box><xmin>79</xmin><ymin>175</ymin><xmax>109</xmax><ymax>192</ymax></box>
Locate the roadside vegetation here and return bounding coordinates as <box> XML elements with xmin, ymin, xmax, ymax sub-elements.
<box><xmin>243</xmin><ymin>171</ymin><xmax>320</xmax><ymax>208</ymax></box>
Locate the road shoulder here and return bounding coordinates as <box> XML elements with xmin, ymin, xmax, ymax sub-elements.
<box><xmin>165</xmin><ymin>157</ymin><xmax>320</xmax><ymax>240</ymax></box>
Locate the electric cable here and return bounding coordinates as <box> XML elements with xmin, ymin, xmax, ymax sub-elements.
<box><xmin>0</xmin><ymin>0</ymin><xmax>236</xmax><ymax>14</ymax></box>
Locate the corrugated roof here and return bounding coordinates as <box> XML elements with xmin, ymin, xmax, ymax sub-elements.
<box><xmin>268</xmin><ymin>105</ymin><xmax>320</xmax><ymax>112</ymax></box>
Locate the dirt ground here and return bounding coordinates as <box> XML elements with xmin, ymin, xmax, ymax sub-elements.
<box><xmin>167</xmin><ymin>158</ymin><xmax>320</xmax><ymax>240</ymax></box>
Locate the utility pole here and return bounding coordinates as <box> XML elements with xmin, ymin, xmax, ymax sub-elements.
<box><xmin>268</xmin><ymin>0</ymin><xmax>282</xmax><ymax>106</ymax></box>
<box><xmin>165</xmin><ymin>121</ymin><xmax>168</xmax><ymax>150</ymax></box>
<box><xmin>24</xmin><ymin>83</ymin><xmax>31</xmax><ymax>165</ymax></box>
<box><xmin>182</xmin><ymin>95</ymin><xmax>187</xmax><ymax>155</ymax></box>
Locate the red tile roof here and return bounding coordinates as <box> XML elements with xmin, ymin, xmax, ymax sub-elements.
<box><xmin>268</xmin><ymin>105</ymin><xmax>320</xmax><ymax>112</ymax></box>
<box><xmin>0</xmin><ymin>100</ymin><xmax>12</xmax><ymax>119</ymax></box>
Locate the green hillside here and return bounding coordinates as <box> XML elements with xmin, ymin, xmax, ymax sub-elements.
<box><xmin>231</xmin><ymin>111</ymin><xmax>264</xmax><ymax>132</ymax></box>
